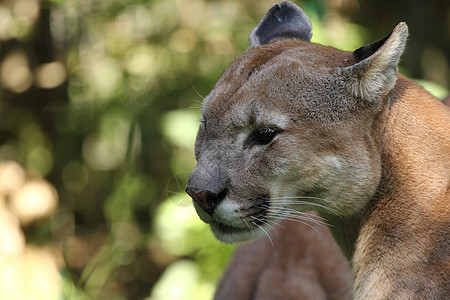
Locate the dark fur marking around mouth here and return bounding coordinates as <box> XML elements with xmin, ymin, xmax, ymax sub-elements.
<box><xmin>243</xmin><ymin>196</ymin><xmax>270</xmax><ymax>226</ymax></box>
<box><xmin>215</xmin><ymin>221</ymin><xmax>253</xmax><ymax>234</ymax></box>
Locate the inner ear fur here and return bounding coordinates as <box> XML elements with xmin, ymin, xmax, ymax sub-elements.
<box><xmin>343</xmin><ymin>22</ymin><xmax>409</xmax><ymax>101</ymax></box>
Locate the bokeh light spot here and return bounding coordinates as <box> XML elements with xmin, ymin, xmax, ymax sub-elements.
<box><xmin>161</xmin><ymin>110</ymin><xmax>200</xmax><ymax>149</ymax></box>
<box><xmin>82</xmin><ymin>113</ymin><xmax>133</xmax><ymax>171</ymax></box>
<box><xmin>35</xmin><ymin>61</ymin><xmax>67</xmax><ymax>89</ymax></box>
<box><xmin>0</xmin><ymin>51</ymin><xmax>33</xmax><ymax>93</ymax></box>
<box><xmin>0</xmin><ymin>161</ymin><xmax>26</xmax><ymax>195</ymax></box>
<box><xmin>10</xmin><ymin>179</ymin><xmax>58</xmax><ymax>226</ymax></box>
<box><xmin>169</xmin><ymin>29</ymin><xmax>198</xmax><ymax>53</ymax></box>
<box><xmin>0</xmin><ymin>246</ymin><xmax>61</xmax><ymax>300</ymax></box>
<box><xmin>26</xmin><ymin>146</ymin><xmax>53</xmax><ymax>176</ymax></box>
<box><xmin>0</xmin><ymin>208</ymin><xmax>25</xmax><ymax>259</ymax></box>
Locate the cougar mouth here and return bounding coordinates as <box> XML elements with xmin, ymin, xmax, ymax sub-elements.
<box><xmin>212</xmin><ymin>221</ymin><xmax>253</xmax><ymax>234</ymax></box>
<box><xmin>209</xmin><ymin>200</ymin><xmax>272</xmax><ymax>243</ymax></box>
<box><xmin>210</xmin><ymin>220</ymin><xmax>270</xmax><ymax>244</ymax></box>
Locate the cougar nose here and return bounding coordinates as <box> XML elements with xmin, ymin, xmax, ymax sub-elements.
<box><xmin>185</xmin><ymin>188</ymin><xmax>227</xmax><ymax>216</ymax></box>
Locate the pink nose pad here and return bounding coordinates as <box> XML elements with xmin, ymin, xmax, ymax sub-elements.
<box><xmin>185</xmin><ymin>188</ymin><xmax>227</xmax><ymax>216</ymax></box>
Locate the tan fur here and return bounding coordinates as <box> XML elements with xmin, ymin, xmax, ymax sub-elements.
<box><xmin>352</xmin><ymin>76</ymin><xmax>450</xmax><ymax>298</ymax></box>
<box><xmin>187</xmin><ymin>2</ymin><xmax>449</xmax><ymax>298</ymax></box>
<box><xmin>215</xmin><ymin>213</ymin><xmax>353</xmax><ymax>300</ymax></box>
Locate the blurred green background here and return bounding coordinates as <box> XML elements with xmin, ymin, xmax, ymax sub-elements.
<box><xmin>0</xmin><ymin>0</ymin><xmax>448</xmax><ymax>299</ymax></box>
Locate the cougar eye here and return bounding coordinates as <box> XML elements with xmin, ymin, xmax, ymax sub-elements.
<box><xmin>244</xmin><ymin>127</ymin><xmax>281</xmax><ymax>149</ymax></box>
<box><xmin>254</xmin><ymin>127</ymin><xmax>278</xmax><ymax>144</ymax></box>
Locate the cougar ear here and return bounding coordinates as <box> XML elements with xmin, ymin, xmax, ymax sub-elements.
<box><xmin>249</xmin><ymin>1</ymin><xmax>312</xmax><ymax>48</ymax></box>
<box><xmin>344</xmin><ymin>22</ymin><xmax>408</xmax><ymax>101</ymax></box>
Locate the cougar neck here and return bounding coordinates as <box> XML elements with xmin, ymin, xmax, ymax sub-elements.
<box><xmin>322</xmin><ymin>75</ymin><xmax>450</xmax><ymax>263</ymax></box>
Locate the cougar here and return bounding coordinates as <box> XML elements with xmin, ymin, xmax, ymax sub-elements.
<box><xmin>186</xmin><ymin>1</ymin><xmax>450</xmax><ymax>298</ymax></box>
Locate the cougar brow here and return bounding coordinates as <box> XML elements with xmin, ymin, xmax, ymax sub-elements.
<box><xmin>203</xmin><ymin>45</ymin><xmax>285</xmax><ymax>117</ymax></box>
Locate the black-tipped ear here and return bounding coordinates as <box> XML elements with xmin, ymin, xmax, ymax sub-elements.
<box><xmin>249</xmin><ymin>1</ymin><xmax>312</xmax><ymax>48</ymax></box>
<box><xmin>343</xmin><ymin>22</ymin><xmax>408</xmax><ymax>101</ymax></box>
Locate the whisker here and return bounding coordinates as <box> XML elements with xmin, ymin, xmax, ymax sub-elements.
<box><xmin>190</xmin><ymin>82</ymin><xmax>205</xmax><ymax>100</ymax></box>
<box><xmin>261</xmin><ymin>201</ymin><xmax>336</xmax><ymax>226</ymax></box>
<box><xmin>266</xmin><ymin>209</ymin><xmax>321</xmax><ymax>220</ymax></box>
<box><xmin>251</xmin><ymin>220</ymin><xmax>274</xmax><ymax>248</ymax></box>
<box><xmin>261</xmin><ymin>202</ymin><xmax>330</xmax><ymax>221</ymax></box>
<box><xmin>250</xmin><ymin>216</ymin><xmax>275</xmax><ymax>232</ymax></box>
<box><xmin>264</xmin><ymin>206</ymin><xmax>305</xmax><ymax>214</ymax></box>
<box><xmin>266</xmin><ymin>211</ymin><xmax>328</xmax><ymax>228</ymax></box>
<box><xmin>248</xmin><ymin>210</ymin><xmax>287</xmax><ymax>231</ymax></box>
<box><xmin>269</xmin><ymin>200</ymin><xmax>340</xmax><ymax>216</ymax></box>
<box><xmin>185</xmin><ymin>105</ymin><xmax>202</xmax><ymax>112</ymax></box>
<box><xmin>183</xmin><ymin>207</ymin><xmax>196</xmax><ymax>218</ymax></box>
<box><xmin>265</xmin><ymin>207</ymin><xmax>322</xmax><ymax>219</ymax></box>
<box><xmin>270</xmin><ymin>220</ymin><xmax>287</xmax><ymax>231</ymax></box>
<box><xmin>268</xmin><ymin>215</ymin><xmax>321</xmax><ymax>233</ymax></box>
<box><xmin>271</xmin><ymin>196</ymin><xmax>333</xmax><ymax>203</ymax></box>
<box><xmin>241</xmin><ymin>218</ymin><xmax>251</xmax><ymax>230</ymax></box>
<box><xmin>269</xmin><ymin>200</ymin><xmax>331</xmax><ymax>206</ymax></box>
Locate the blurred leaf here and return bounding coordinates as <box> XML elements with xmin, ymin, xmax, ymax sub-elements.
<box><xmin>160</xmin><ymin>109</ymin><xmax>200</xmax><ymax>150</ymax></box>
<box><xmin>414</xmin><ymin>80</ymin><xmax>448</xmax><ymax>99</ymax></box>
<box><xmin>150</xmin><ymin>260</ymin><xmax>215</xmax><ymax>300</ymax></box>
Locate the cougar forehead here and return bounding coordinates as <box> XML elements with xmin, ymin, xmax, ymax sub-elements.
<box><xmin>202</xmin><ymin>40</ymin><xmax>358</xmax><ymax>126</ymax></box>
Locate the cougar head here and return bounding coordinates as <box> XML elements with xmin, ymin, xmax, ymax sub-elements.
<box><xmin>186</xmin><ymin>1</ymin><xmax>408</xmax><ymax>243</ymax></box>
